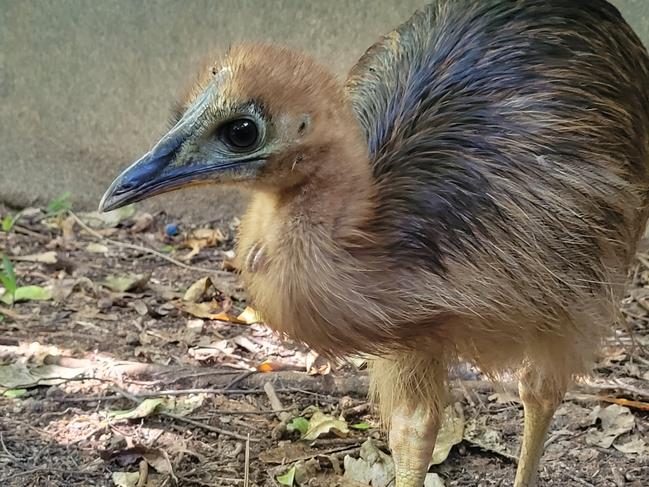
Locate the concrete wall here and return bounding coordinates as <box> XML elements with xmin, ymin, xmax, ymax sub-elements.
<box><xmin>1</xmin><ymin>0</ymin><xmax>648</xmax><ymax>220</ymax></box>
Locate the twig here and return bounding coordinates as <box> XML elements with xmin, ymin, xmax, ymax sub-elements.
<box><xmin>137</xmin><ymin>459</ymin><xmax>149</xmax><ymax>487</ymax></box>
<box><xmin>0</xmin><ymin>432</ymin><xmax>16</xmax><ymax>460</ymax></box>
<box><xmin>68</xmin><ymin>210</ymin><xmax>229</xmax><ymax>275</ymax></box>
<box><xmin>265</xmin><ymin>382</ymin><xmax>294</xmax><ymax>440</ymax></box>
<box><xmin>558</xmin><ymin>463</ymin><xmax>596</xmax><ymax>487</ymax></box>
<box><xmin>244</xmin><ymin>434</ymin><xmax>250</xmax><ymax>487</ymax></box>
<box><xmin>12</xmin><ymin>225</ymin><xmax>50</xmax><ymax>242</ymax></box>
<box><xmin>225</xmin><ymin>371</ymin><xmax>256</xmax><ymax>390</ymax></box>
<box><xmin>160</xmin><ymin>411</ymin><xmax>259</xmax><ymax>442</ymax></box>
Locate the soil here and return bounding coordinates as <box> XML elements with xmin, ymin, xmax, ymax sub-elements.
<box><xmin>0</xmin><ymin>207</ymin><xmax>647</xmax><ymax>487</ymax></box>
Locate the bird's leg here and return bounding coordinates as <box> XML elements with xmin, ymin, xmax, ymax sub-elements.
<box><xmin>514</xmin><ymin>372</ymin><xmax>566</xmax><ymax>487</ymax></box>
<box><xmin>390</xmin><ymin>404</ymin><xmax>439</xmax><ymax>487</ymax></box>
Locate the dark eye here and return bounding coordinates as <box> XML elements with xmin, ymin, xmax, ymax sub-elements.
<box><xmin>221</xmin><ymin>118</ymin><xmax>259</xmax><ymax>150</ymax></box>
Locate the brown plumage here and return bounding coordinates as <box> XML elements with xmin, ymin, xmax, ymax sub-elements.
<box><xmin>100</xmin><ymin>1</ymin><xmax>649</xmax><ymax>485</ymax></box>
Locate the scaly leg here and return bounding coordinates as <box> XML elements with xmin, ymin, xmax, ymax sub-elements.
<box><xmin>514</xmin><ymin>373</ymin><xmax>566</xmax><ymax>487</ymax></box>
<box><xmin>390</xmin><ymin>404</ymin><xmax>439</xmax><ymax>487</ymax></box>
<box><xmin>368</xmin><ymin>354</ymin><xmax>446</xmax><ymax>487</ymax></box>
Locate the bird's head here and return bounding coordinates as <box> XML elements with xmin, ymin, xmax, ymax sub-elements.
<box><xmin>99</xmin><ymin>44</ymin><xmax>366</xmax><ymax>212</ymax></box>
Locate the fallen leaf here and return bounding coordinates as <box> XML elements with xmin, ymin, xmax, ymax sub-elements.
<box><xmin>81</xmin><ymin>206</ymin><xmax>136</xmax><ymax>228</ymax></box>
<box><xmin>276</xmin><ymin>466</ymin><xmax>296</xmax><ymax>486</ymax></box>
<box><xmin>110</xmin><ymin>398</ymin><xmax>165</xmax><ymax>420</ymax></box>
<box><xmin>180</xmin><ymin>301</ymin><xmax>245</xmax><ymax>323</ymax></box>
<box><xmin>112</xmin><ymin>471</ymin><xmax>139</xmax><ymax>487</ymax></box>
<box><xmin>0</xmin><ymin>362</ymin><xmax>85</xmax><ymax>389</ymax></box>
<box><xmin>613</xmin><ymin>436</ymin><xmax>649</xmax><ymax>455</ymax></box>
<box><xmin>178</xmin><ymin>228</ymin><xmax>225</xmax><ymax>261</ymax></box>
<box><xmin>3</xmin><ymin>388</ymin><xmax>28</xmax><ymax>398</ymax></box>
<box><xmin>86</xmin><ymin>243</ymin><xmax>109</xmax><ymax>254</ymax></box>
<box><xmin>431</xmin><ymin>403</ymin><xmax>465</xmax><ymax>465</ymax></box>
<box><xmin>130</xmin><ymin>212</ymin><xmax>153</xmax><ymax>233</ymax></box>
<box><xmin>303</xmin><ymin>411</ymin><xmax>350</xmax><ymax>440</ymax></box>
<box><xmin>237</xmin><ymin>306</ymin><xmax>262</xmax><ymax>324</ymax></box>
<box><xmin>143</xmin><ymin>448</ymin><xmax>174</xmax><ymax>475</ymax></box>
<box><xmin>424</xmin><ymin>473</ymin><xmax>446</xmax><ymax>487</ymax></box>
<box><xmin>103</xmin><ymin>274</ymin><xmax>149</xmax><ymax>293</ymax></box>
<box><xmin>256</xmin><ymin>361</ymin><xmax>304</xmax><ymax>373</ymax></box>
<box><xmin>306</xmin><ymin>350</ymin><xmax>332</xmax><ymax>376</ymax></box>
<box><xmin>585</xmin><ymin>404</ymin><xmax>635</xmax><ymax>449</ymax></box>
<box><xmin>11</xmin><ymin>251</ymin><xmax>58</xmax><ymax>264</ymax></box>
<box><xmin>183</xmin><ymin>277</ymin><xmax>214</xmax><ymax>303</ymax></box>
<box><xmin>232</xmin><ymin>335</ymin><xmax>258</xmax><ymax>353</ymax></box>
<box><xmin>463</xmin><ymin>416</ymin><xmax>517</xmax><ymax>461</ymax></box>
<box><xmin>343</xmin><ymin>438</ymin><xmax>394</xmax><ymax>487</ymax></box>
<box><xmin>1</xmin><ymin>285</ymin><xmax>52</xmax><ymax>305</ymax></box>
<box><xmin>160</xmin><ymin>394</ymin><xmax>206</xmax><ymax>417</ymax></box>
<box><xmin>287</xmin><ymin>417</ymin><xmax>310</xmax><ymax>436</ymax></box>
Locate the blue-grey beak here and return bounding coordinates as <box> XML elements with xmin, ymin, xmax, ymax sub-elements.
<box><xmin>99</xmin><ymin>85</ymin><xmax>248</xmax><ymax>212</ymax></box>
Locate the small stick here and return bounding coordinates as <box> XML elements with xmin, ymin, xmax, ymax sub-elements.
<box><xmin>264</xmin><ymin>382</ymin><xmax>293</xmax><ymax>439</ymax></box>
<box><xmin>0</xmin><ymin>432</ymin><xmax>17</xmax><ymax>460</ymax></box>
<box><xmin>244</xmin><ymin>434</ymin><xmax>250</xmax><ymax>487</ymax></box>
<box><xmin>136</xmin><ymin>460</ymin><xmax>149</xmax><ymax>487</ymax></box>
<box><xmin>68</xmin><ymin>210</ymin><xmax>229</xmax><ymax>275</ymax></box>
<box><xmin>160</xmin><ymin>411</ymin><xmax>259</xmax><ymax>442</ymax></box>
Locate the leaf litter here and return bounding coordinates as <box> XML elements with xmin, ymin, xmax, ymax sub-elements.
<box><xmin>0</xmin><ymin>205</ymin><xmax>648</xmax><ymax>486</ymax></box>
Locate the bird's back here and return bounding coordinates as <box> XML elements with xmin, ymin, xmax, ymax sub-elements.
<box><xmin>346</xmin><ymin>0</ymin><xmax>649</xmax><ymax>288</ymax></box>
<box><xmin>343</xmin><ymin>0</ymin><xmax>649</xmax><ymax>365</ymax></box>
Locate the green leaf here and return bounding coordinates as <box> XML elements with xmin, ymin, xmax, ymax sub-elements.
<box><xmin>103</xmin><ymin>274</ymin><xmax>149</xmax><ymax>293</ymax></box>
<box><xmin>3</xmin><ymin>388</ymin><xmax>28</xmax><ymax>398</ymax></box>
<box><xmin>276</xmin><ymin>466</ymin><xmax>296</xmax><ymax>486</ymax></box>
<box><xmin>2</xmin><ymin>285</ymin><xmax>52</xmax><ymax>305</ymax></box>
<box><xmin>109</xmin><ymin>398</ymin><xmax>165</xmax><ymax>420</ymax></box>
<box><xmin>287</xmin><ymin>416</ymin><xmax>310</xmax><ymax>436</ymax></box>
<box><xmin>1</xmin><ymin>214</ymin><xmax>19</xmax><ymax>232</ymax></box>
<box><xmin>0</xmin><ymin>255</ymin><xmax>17</xmax><ymax>295</ymax></box>
<box><xmin>351</xmin><ymin>422</ymin><xmax>371</xmax><ymax>430</ymax></box>
<box><xmin>46</xmin><ymin>191</ymin><xmax>72</xmax><ymax>216</ymax></box>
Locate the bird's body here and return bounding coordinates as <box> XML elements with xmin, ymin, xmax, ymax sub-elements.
<box><xmin>100</xmin><ymin>1</ymin><xmax>649</xmax><ymax>485</ymax></box>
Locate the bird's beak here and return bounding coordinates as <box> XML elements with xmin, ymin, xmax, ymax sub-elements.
<box><xmin>99</xmin><ymin>84</ymin><xmax>254</xmax><ymax>213</ymax></box>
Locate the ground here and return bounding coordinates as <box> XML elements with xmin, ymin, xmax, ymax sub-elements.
<box><xmin>0</xmin><ymin>206</ymin><xmax>648</xmax><ymax>487</ymax></box>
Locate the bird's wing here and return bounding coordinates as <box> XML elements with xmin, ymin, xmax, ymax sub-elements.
<box><xmin>344</xmin><ymin>1</ymin><xmax>505</xmax><ymax>271</ymax></box>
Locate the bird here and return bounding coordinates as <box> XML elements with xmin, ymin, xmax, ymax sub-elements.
<box><xmin>99</xmin><ymin>1</ymin><xmax>649</xmax><ymax>485</ymax></box>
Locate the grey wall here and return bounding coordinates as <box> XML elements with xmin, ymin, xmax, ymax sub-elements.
<box><xmin>1</xmin><ymin>0</ymin><xmax>648</xmax><ymax>220</ymax></box>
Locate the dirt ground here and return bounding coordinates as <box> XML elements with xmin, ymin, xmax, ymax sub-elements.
<box><xmin>0</xmin><ymin>206</ymin><xmax>648</xmax><ymax>487</ymax></box>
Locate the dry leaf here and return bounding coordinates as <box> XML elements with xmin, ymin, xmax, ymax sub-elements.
<box><xmin>343</xmin><ymin>438</ymin><xmax>394</xmax><ymax>487</ymax></box>
<box><xmin>463</xmin><ymin>416</ymin><xmax>517</xmax><ymax>461</ymax></box>
<box><xmin>112</xmin><ymin>472</ymin><xmax>139</xmax><ymax>487</ymax></box>
<box><xmin>179</xmin><ymin>228</ymin><xmax>224</xmax><ymax>261</ymax></box>
<box><xmin>431</xmin><ymin>403</ymin><xmax>464</xmax><ymax>465</ymax></box>
<box><xmin>110</xmin><ymin>398</ymin><xmax>165</xmax><ymax>420</ymax></box>
<box><xmin>86</xmin><ymin>243</ymin><xmax>109</xmax><ymax>254</ymax></box>
<box><xmin>585</xmin><ymin>404</ymin><xmax>635</xmax><ymax>448</ymax></box>
<box><xmin>0</xmin><ymin>362</ymin><xmax>85</xmax><ymax>389</ymax></box>
<box><xmin>11</xmin><ymin>251</ymin><xmax>58</xmax><ymax>264</ymax></box>
<box><xmin>183</xmin><ymin>277</ymin><xmax>214</xmax><ymax>303</ymax></box>
<box><xmin>613</xmin><ymin>436</ymin><xmax>649</xmax><ymax>455</ymax></box>
<box><xmin>103</xmin><ymin>274</ymin><xmax>149</xmax><ymax>293</ymax></box>
<box><xmin>130</xmin><ymin>212</ymin><xmax>153</xmax><ymax>233</ymax></box>
<box><xmin>303</xmin><ymin>411</ymin><xmax>350</xmax><ymax>440</ymax></box>
<box><xmin>237</xmin><ymin>306</ymin><xmax>262</xmax><ymax>324</ymax></box>
<box><xmin>305</xmin><ymin>350</ymin><xmax>332</xmax><ymax>376</ymax></box>
<box><xmin>180</xmin><ymin>301</ymin><xmax>246</xmax><ymax>323</ymax></box>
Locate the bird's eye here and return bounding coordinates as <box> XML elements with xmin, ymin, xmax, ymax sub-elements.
<box><xmin>220</xmin><ymin>118</ymin><xmax>260</xmax><ymax>151</ymax></box>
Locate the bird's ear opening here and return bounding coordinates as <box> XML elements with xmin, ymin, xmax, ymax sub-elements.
<box><xmin>297</xmin><ymin>114</ymin><xmax>311</xmax><ymax>136</ymax></box>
